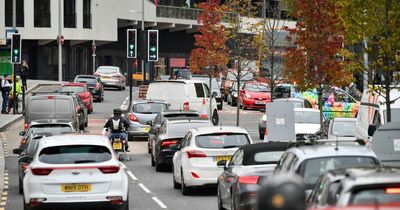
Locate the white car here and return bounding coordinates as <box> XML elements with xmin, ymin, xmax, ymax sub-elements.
<box><xmin>146</xmin><ymin>80</ymin><xmax>219</xmax><ymax>125</ymax></box>
<box><xmin>172</xmin><ymin>126</ymin><xmax>252</xmax><ymax>195</ymax></box>
<box><xmin>328</xmin><ymin>117</ymin><xmax>357</xmax><ymax>141</ymax></box>
<box><xmin>294</xmin><ymin>108</ymin><xmax>321</xmax><ymax>140</ymax></box>
<box><xmin>23</xmin><ymin>134</ymin><xmax>129</xmax><ymax>210</ymax></box>
<box><xmin>94</xmin><ymin>66</ymin><xmax>126</xmax><ymax>91</ymax></box>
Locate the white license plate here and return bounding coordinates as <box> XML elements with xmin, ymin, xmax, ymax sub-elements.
<box><xmin>255</xmin><ymin>101</ymin><xmax>266</xmax><ymax>105</ymax></box>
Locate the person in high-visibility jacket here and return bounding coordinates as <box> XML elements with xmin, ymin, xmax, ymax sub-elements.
<box><xmin>8</xmin><ymin>76</ymin><xmax>23</xmax><ymax>113</ymax></box>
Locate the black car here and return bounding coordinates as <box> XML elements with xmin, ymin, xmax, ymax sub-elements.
<box><xmin>217</xmin><ymin>142</ymin><xmax>289</xmax><ymax>210</ymax></box>
<box><xmin>148</xmin><ymin>109</ymin><xmax>199</xmax><ymax>153</ymax></box>
<box><xmin>74</xmin><ymin>74</ymin><xmax>104</xmax><ymax>102</ymax></box>
<box><xmin>150</xmin><ymin>117</ymin><xmax>212</xmax><ymax>171</ymax></box>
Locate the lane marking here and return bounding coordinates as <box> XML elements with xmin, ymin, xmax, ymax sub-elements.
<box><xmin>126</xmin><ymin>171</ymin><xmax>138</xmax><ymax>181</ymax></box>
<box><xmin>138</xmin><ymin>183</ymin><xmax>151</xmax><ymax>193</ymax></box>
<box><xmin>152</xmin><ymin>197</ymin><xmax>167</xmax><ymax>209</ymax></box>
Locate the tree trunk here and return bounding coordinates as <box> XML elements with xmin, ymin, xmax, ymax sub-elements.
<box><xmin>236</xmin><ymin>61</ymin><xmax>241</xmax><ymax>127</ymax></box>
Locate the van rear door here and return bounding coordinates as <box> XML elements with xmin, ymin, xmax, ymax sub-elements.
<box><xmin>146</xmin><ymin>82</ymin><xmax>186</xmax><ymax>109</ymax></box>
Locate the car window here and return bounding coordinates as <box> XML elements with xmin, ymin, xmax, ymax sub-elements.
<box><xmin>247</xmin><ymin>151</ymin><xmax>285</xmax><ymax>165</ymax></box>
<box><xmin>133</xmin><ymin>103</ymin><xmax>168</xmax><ymax>114</ymax></box>
<box><xmin>281</xmin><ymin>152</ymin><xmax>295</xmax><ymax>172</ymax></box>
<box><xmin>195</xmin><ymin>133</ymin><xmax>250</xmax><ymax>149</ymax></box>
<box><xmin>26</xmin><ymin>138</ymin><xmax>41</xmax><ymax>155</ymax></box>
<box><xmin>61</xmin><ymin>86</ymin><xmax>87</xmax><ymax>93</ymax></box>
<box><xmin>55</xmin><ymin>99</ymin><xmax>72</xmax><ymax>113</ymax></box>
<box><xmin>75</xmin><ymin>77</ymin><xmax>96</xmax><ymax>84</ymax></box>
<box><xmin>350</xmin><ymin>186</ymin><xmax>400</xmax><ymax>205</ymax></box>
<box><xmin>97</xmin><ymin>67</ymin><xmax>118</xmax><ymax>74</ymax></box>
<box><xmin>295</xmin><ymin>111</ymin><xmax>320</xmax><ymax>124</ymax></box>
<box><xmin>30</xmin><ymin>99</ymin><xmax>53</xmax><ymax>112</ymax></box>
<box><xmin>229</xmin><ymin>149</ymin><xmax>244</xmax><ymax>166</ymax></box>
<box><xmin>203</xmin><ymin>84</ymin><xmax>211</xmax><ymax>98</ymax></box>
<box><xmin>245</xmin><ymin>83</ymin><xmax>270</xmax><ymax>92</ymax></box>
<box><xmin>194</xmin><ymin>83</ymin><xmax>205</xmax><ymax>98</ymax></box>
<box><xmin>39</xmin><ymin>145</ymin><xmax>112</xmax><ymax>164</ymax></box>
<box><xmin>331</xmin><ymin>120</ymin><xmax>356</xmax><ymax>137</ymax></box>
<box><xmin>167</xmin><ymin>122</ymin><xmax>211</xmax><ymax>137</ymax></box>
<box><xmin>30</xmin><ymin>124</ymin><xmax>74</xmax><ymax>134</ymax></box>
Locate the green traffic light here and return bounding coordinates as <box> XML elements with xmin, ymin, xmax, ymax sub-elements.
<box><xmin>14</xmin><ymin>49</ymin><xmax>19</xmax><ymax>55</ymax></box>
<box><xmin>129</xmin><ymin>45</ymin><xmax>134</xmax><ymax>49</ymax></box>
<box><xmin>150</xmin><ymin>47</ymin><xmax>156</xmax><ymax>52</ymax></box>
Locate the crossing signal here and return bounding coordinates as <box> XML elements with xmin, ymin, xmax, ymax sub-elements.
<box><xmin>11</xmin><ymin>33</ymin><xmax>21</xmax><ymax>64</ymax></box>
<box><xmin>148</xmin><ymin>30</ymin><xmax>158</xmax><ymax>62</ymax></box>
<box><xmin>127</xmin><ymin>29</ymin><xmax>137</xmax><ymax>58</ymax></box>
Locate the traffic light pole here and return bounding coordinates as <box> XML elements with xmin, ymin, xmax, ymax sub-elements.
<box><xmin>58</xmin><ymin>0</ymin><xmax>63</xmax><ymax>82</ymax></box>
<box><xmin>12</xmin><ymin>0</ymin><xmax>17</xmax><ymax>114</ymax></box>
<box><xmin>141</xmin><ymin>0</ymin><xmax>146</xmax><ymax>84</ymax></box>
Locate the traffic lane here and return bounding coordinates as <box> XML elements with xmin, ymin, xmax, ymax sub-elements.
<box><xmin>89</xmin><ymin>87</ymin><xmax>133</xmax><ymax>120</ymax></box>
<box><xmin>123</xmin><ymin>142</ymin><xmax>218</xmax><ymax>210</ymax></box>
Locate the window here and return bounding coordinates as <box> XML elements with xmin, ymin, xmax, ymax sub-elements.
<box><xmin>83</xmin><ymin>0</ymin><xmax>91</xmax><ymax>28</ymax></box>
<box><xmin>61</xmin><ymin>86</ymin><xmax>87</xmax><ymax>93</ymax></box>
<box><xmin>251</xmin><ymin>151</ymin><xmax>285</xmax><ymax>165</ymax></box>
<box><xmin>5</xmin><ymin>0</ymin><xmax>24</xmax><ymax>27</ymax></box>
<box><xmin>195</xmin><ymin>133</ymin><xmax>250</xmax><ymax>149</ymax></box>
<box><xmin>133</xmin><ymin>103</ymin><xmax>168</xmax><ymax>114</ymax></box>
<box><xmin>203</xmin><ymin>84</ymin><xmax>211</xmax><ymax>98</ymax></box>
<box><xmin>194</xmin><ymin>83</ymin><xmax>205</xmax><ymax>98</ymax></box>
<box><xmin>64</xmin><ymin>0</ymin><xmax>76</xmax><ymax>28</ymax></box>
<box><xmin>229</xmin><ymin>150</ymin><xmax>244</xmax><ymax>166</ymax></box>
<box><xmin>34</xmin><ymin>0</ymin><xmax>50</xmax><ymax>27</ymax></box>
<box><xmin>39</xmin><ymin>145</ymin><xmax>112</xmax><ymax>164</ymax></box>
<box><xmin>350</xmin><ymin>187</ymin><xmax>400</xmax><ymax>205</ymax></box>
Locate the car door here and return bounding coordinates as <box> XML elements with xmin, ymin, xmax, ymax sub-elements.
<box><xmin>220</xmin><ymin>149</ymin><xmax>244</xmax><ymax>207</ymax></box>
<box><xmin>152</xmin><ymin>121</ymin><xmax>166</xmax><ymax>159</ymax></box>
<box><xmin>175</xmin><ymin>132</ymin><xmax>192</xmax><ymax>181</ymax></box>
<box><xmin>202</xmin><ymin>83</ymin><xmax>216</xmax><ymax>115</ymax></box>
<box><xmin>173</xmin><ymin>132</ymin><xmax>189</xmax><ymax>181</ymax></box>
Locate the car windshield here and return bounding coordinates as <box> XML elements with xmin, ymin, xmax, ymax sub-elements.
<box><xmin>245</xmin><ymin>84</ymin><xmax>270</xmax><ymax>92</ymax></box>
<box><xmin>251</xmin><ymin>151</ymin><xmax>285</xmax><ymax>165</ymax></box>
<box><xmin>133</xmin><ymin>103</ymin><xmax>168</xmax><ymax>114</ymax></box>
<box><xmin>350</xmin><ymin>186</ymin><xmax>400</xmax><ymax>205</ymax></box>
<box><xmin>195</xmin><ymin>133</ymin><xmax>250</xmax><ymax>149</ymax></box>
<box><xmin>75</xmin><ymin>77</ymin><xmax>97</xmax><ymax>84</ymax></box>
<box><xmin>30</xmin><ymin>125</ymin><xmax>74</xmax><ymax>134</ymax></box>
<box><xmin>295</xmin><ymin>111</ymin><xmax>320</xmax><ymax>124</ymax></box>
<box><xmin>332</xmin><ymin>120</ymin><xmax>356</xmax><ymax>137</ymax></box>
<box><xmin>61</xmin><ymin>86</ymin><xmax>86</xmax><ymax>93</ymax></box>
<box><xmin>274</xmin><ymin>86</ymin><xmax>292</xmax><ymax>98</ymax></box>
<box><xmin>168</xmin><ymin>122</ymin><xmax>211</xmax><ymax>137</ymax></box>
<box><xmin>39</xmin><ymin>145</ymin><xmax>112</xmax><ymax>164</ymax></box>
<box><xmin>97</xmin><ymin>68</ymin><xmax>118</xmax><ymax>74</ymax></box>
<box><xmin>302</xmin><ymin>156</ymin><xmax>378</xmax><ymax>189</ymax></box>
<box><xmin>384</xmin><ymin>109</ymin><xmax>400</xmax><ymax>123</ymax></box>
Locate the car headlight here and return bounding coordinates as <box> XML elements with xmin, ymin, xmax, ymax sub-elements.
<box><xmin>262</xmin><ymin>114</ymin><xmax>267</xmax><ymax>122</ymax></box>
<box><xmin>233</xmin><ymin>93</ymin><xmax>238</xmax><ymax>97</ymax></box>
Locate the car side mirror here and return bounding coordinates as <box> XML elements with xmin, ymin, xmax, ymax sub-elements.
<box><xmin>19</xmin><ymin>131</ymin><xmax>26</xmax><ymax>136</ymax></box>
<box><xmin>368</xmin><ymin>124</ymin><xmax>377</xmax><ymax>136</ymax></box>
<box><xmin>13</xmin><ymin>148</ymin><xmax>23</xmax><ymax>155</ymax></box>
<box><xmin>217</xmin><ymin>160</ymin><xmax>227</xmax><ymax>169</ymax></box>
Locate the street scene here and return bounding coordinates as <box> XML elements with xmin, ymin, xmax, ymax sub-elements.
<box><xmin>0</xmin><ymin>0</ymin><xmax>400</xmax><ymax>210</ymax></box>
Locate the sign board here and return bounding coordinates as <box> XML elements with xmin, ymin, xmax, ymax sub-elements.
<box><xmin>132</xmin><ymin>73</ymin><xmax>144</xmax><ymax>81</ymax></box>
<box><xmin>0</xmin><ymin>39</ymin><xmax>6</xmax><ymax>45</ymax></box>
<box><xmin>138</xmin><ymin>85</ymin><xmax>149</xmax><ymax>99</ymax></box>
<box><xmin>265</xmin><ymin>102</ymin><xmax>296</xmax><ymax>142</ymax></box>
<box><xmin>0</xmin><ymin>51</ymin><xmax>12</xmax><ymax>76</ymax></box>
<box><xmin>371</xmin><ymin>122</ymin><xmax>400</xmax><ymax>166</ymax></box>
<box><xmin>5</xmin><ymin>29</ymin><xmax>18</xmax><ymax>39</ymax></box>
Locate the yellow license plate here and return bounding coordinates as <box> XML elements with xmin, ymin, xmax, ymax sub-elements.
<box><xmin>61</xmin><ymin>184</ymin><xmax>92</xmax><ymax>192</ymax></box>
<box><xmin>143</xmin><ymin>127</ymin><xmax>150</xmax><ymax>132</ymax></box>
<box><xmin>102</xmin><ymin>76</ymin><xmax>110</xmax><ymax>79</ymax></box>
<box><xmin>215</xmin><ymin>156</ymin><xmax>232</xmax><ymax>162</ymax></box>
<box><xmin>113</xmin><ymin>142</ymin><xmax>122</xmax><ymax>150</ymax></box>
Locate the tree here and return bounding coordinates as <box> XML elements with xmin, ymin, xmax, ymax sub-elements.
<box><xmin>338</xmin><ymin>0</ymin><xmax>400</xmax><ymax>122</ymax></box>
<box><xmin>283</xmin><ymin>0</ymin><xmax>353</xmax><ymax>128</ymax></box>
<box><xmin>224</xmin><ymin>0</ymin><xmax>261</xmax><ymax>126</ymax></box>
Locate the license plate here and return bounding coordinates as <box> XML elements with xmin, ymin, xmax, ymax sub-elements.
<box><xmin>143</xmin><ymin>127</ymin><xmax>150</xmax><ymax>132</ymax></box>
<box><xmin>102</xmin><ymin>76</ymin><xmax>110</xmax><ymax>79</ymax></box>
<box><xmin>255</xmin><ymin>101</ymin><xmax>266</xmax><ymax>105</ymax></box>
<box><xmin>61</xmin><ymin>184</ymin><xmax>92</xmax><ymax>192</ymax></box>
<box><xmin>113</xmin><ymin>142</ymin><xmax>122</xmax><ymax>150</ymax></box>
<box><xmin>215</xmin><ymin>156</ymin><xmax>232</xmax><ymax>162</ymax></box>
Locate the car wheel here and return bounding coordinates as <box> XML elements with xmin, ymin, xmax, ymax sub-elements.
<box><xmin>227</xmin><ymin>97</ymin><xmax>231</xmax><ymax>105</ymax></box>
<box><xmin>155</xmin><ymin>158</ymin><xmax>163</xmax><ymax>172</ymax></box>
<box><xmin>151</xmin><ymin>154</ymin><xmax>155</xmax><ymax>166</ymax></box>
<box><xmin>128</xmin><ymin>134</ymin><xmax>133</xmax><ymax>142</ymax></box>
<box><xmin>218</xmin><ymin>102</ymin><xmax>223</xmax><ymax>110</ymax></box>
<box><xmin>172</xmin><ymin>165</ymin><xmax>181</xmax><ymax>189</ymax></box>
<box><xmin>212</xmin><ymin>110</ymin><xmax>219</xmax><ymax>126</ymax></box>
<box><xmin>181</xmin><ymin>171</ymin><xmax>191</xmax><ymax>195</ymax></box>
<box><xmin>19</xmin><ymin>178</ymin><xmax>23</xmax><ymax>194</ymax></box>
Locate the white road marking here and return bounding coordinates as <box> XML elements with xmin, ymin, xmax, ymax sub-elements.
<box><xmin>152</xmin><ymin>197</ymin><xmax>167</xmax><ymax>209</ymax></box>
<box><xmin>126</xmin><ymin>171</ymin><xmax>138</xmax><ymax>181</ymax></box>
<box><xmin>138</xmin><ymin>183</ymin><xmax>151</xmax><ymax>193</ymax></box>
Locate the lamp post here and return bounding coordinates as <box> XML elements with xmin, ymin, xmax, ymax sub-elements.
<box><xmin>58</xmin><ymin>0</ymin><xmax>63</xmax><ymax>82</ymax></box>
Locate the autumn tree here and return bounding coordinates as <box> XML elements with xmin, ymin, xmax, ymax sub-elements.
<box><xmin>224</xmin><ymin>0</ymin><xmax>261</xmax><ymax>126</ymax></box>
<box><xmin>338</xmin><ymin>0</ymin><xmax>400</xmax><ymax>122</ymax></box>
<box><xmin>284</xmin><ymin>0</ymin><xmax>353</xmax><ymax>128</ymax></box>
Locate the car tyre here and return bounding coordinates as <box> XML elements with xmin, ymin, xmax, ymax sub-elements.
<box><xmin>155</xmin><ymin>159</ymin><xmax>163</xmax><ymax>172</ymax></box>
<box><xmin>212</xmin><ymin>110</ymin><xmax>219</xmax><ymax>126</ymax></box>
<box><xmin>181</xmin><ymin>171</ymin><xmax>191</xmax><ymax>195</ymax></box>
<box><xmin>218</xmin><ymin>102</ymin><xmax>223</xmax><ymax>110</ymax></box>
<box><xmin>227</xmin><ymin>97</ymin><xmax>231</xmax><ymax>105</ymax></box>
<box><xmin>172</xmin><ymin>165</ymin><xmax>181</xmax><ymax>189</ymax></box>
<box><xmin>19</xmin><ymin>178</ymin><xmax>23</xmax><ymax>194</ymax></box>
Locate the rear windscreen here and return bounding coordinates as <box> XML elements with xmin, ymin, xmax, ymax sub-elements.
<box><xmin>39</xmin><ymin>145</ymin><xmax>112</xmax><ymax>164</ymax></box>
<box><xmin>30</xmin><ymin>124</ymin><xmax>74</xmax><ymax>134</ymax></box>
<box><xmin>168</xmin><ymin>122</ymin><xmax>211</xmax><ymax>137</ymax></box>
<box><xmin>61</xmin><ymin>86</ymin><xmax>86</xmax><ymax>93</ymax></box>
<box><xmin>195</xmin><ymin>133</ymin><xmax>250</xmax><ymax>149</ymax></box>
<box><xmin>252</xmin><ymin>151</ymin><xmax>285</xmax><ymax>165</ymax></box>
<box><xmin>350</xmin><ymin>186</ymin><xmax>400</xmax><ymax>205</ymax></box>
<box><xmin>133</xmin><ymin>103</ymin><xmax>168</xmax><ymax>114</ymax></box>
<box><xmin>30</xmin><ymin>99</ymin><xmax>71</xmax><ymax>113</ymax></box>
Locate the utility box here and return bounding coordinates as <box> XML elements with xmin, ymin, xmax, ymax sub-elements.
<box><xmin>265</xmin><ymin>102</ymin><xmax>296</xmax><ymax>142</ymax></box>
<box><xmin>371</xmin><ymin>122</ymin><xmax>400</xmax><ymax>167</ymax></box>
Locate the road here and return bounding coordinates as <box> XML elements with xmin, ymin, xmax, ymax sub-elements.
<box><xmin>0</xmin><ymin>86</ymin><xmax>263</xmax><ymax>210</ymax></box>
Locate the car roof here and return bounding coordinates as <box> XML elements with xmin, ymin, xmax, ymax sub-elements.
<box><xmin>98</xmin><ymin>66</ymin><xmax>119</xmax><ymax>69</ymax></box>
<box><xmin>162</xmin><ymin>109</ymin><xmax>198</xmax><ymax>114</ymax></box>
<box><xmin>287</xmin><ymin>144</ymin><xmax>377</xmax><ymax>160</ymax></box>
<box><xmin>62</xmin><ymin>82</ymin><xmax>86</xmax><ymax>87</ymax></box>
<box><xmin>39</xmin><ymin>134</ymin><xmax>109</xmax><ymax>148</ymax></box>
<box><xmin>30</xmin><ymin>119</ymin><xmax>74</xmax><ymax>125</ymax></box>
<box><xmin>191</xmin><ymin>126</ymin><xmax>249</xmax><ymax>135</ymax></box>
<box><xmin>152</xmin><ymin>80</ymin><xmax>206</xmax><ymax>84</ymax></box>
<box><xmin>240</xmin><ymin>142</ymin><xmax>290</xmax><ymax>153</ymax></box>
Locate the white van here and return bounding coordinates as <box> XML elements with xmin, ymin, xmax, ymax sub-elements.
<box><xmin>146</xmin><ymin>80</ymin><xmax>219</xmax><ymax>125</ymax></box>
<box><xmin>356</xmin><ymin>87</ymin><xmax>400</xmax><ymax>141</ymax></box>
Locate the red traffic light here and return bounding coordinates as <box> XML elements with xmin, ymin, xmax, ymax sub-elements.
<box><xmin>58</xmin><ymin>35</ymin><xmax>65</xmax><ymax>46</ymax></box>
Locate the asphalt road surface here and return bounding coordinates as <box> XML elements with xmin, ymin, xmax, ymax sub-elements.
<box><xmin>1</xmin><ymin>85</ymin><xmax>263</xmax><ymax>210</ymax></box>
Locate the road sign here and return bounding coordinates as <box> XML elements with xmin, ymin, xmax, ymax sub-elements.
<box><xmin>148</xmin><ymin>30</ymin><xmax>158</xmax><ymax>62</ymax></box>
<box><xmin>11</xmin><ymin>33</ymin><xmax>21</xmax><ymax>64</ymax></box>
<box><xmin>127</xmin><ymin>29</ymin><xmax>137</xmax><ymax>58</ymax></box>
<box><xmin>139</xmin><ymin>85</ymin><xmax>149</xmax><ymax>99</ymax></box>
<box><xmin>132</xmin><ymin>73</ymin><xmax>144</xmax><ymax>80</ymax></box>
<box><xmin>265</xmin><ymin>102</ymin><xmax>296</xmax><ymax>142</ymax></box>
<box><xmin>5</xmin><ymin>29</ymin><xmax>18</xmax><ymax>39</ymax></box>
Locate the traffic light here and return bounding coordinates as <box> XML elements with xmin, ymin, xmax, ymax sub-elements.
<box><xmin>148</xmin><ymin>30</ymin><xmax>158</xmax><ymax>62</ymax></box>
<box><xmin>127</xmin><ymin>29</ymin><xmax>137</xmax><ymax>58</ymax></box>
<box><xmin>11</xmin><ymin>33</ymin><xmax>21</xmax><ymax>64</ymax></box>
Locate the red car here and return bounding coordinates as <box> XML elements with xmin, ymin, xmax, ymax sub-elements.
<box><xmin>239</xmin><ymin>81</ymin><xmax>271</xmax><ymax>110</ymax></box>
<box><xmin>61</xmin><ymin>83</ymin><xmax>93</xmax><ymax>113</ymax></box>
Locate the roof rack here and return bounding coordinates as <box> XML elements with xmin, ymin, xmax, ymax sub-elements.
<box><xmin>31</xmin><ymin>91</ymin><xmax>74</xmax><ymax>96</ymax></box>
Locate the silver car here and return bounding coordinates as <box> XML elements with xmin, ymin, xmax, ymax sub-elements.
<box><xmin>94</xmin><ymin>66</ymin><xmax>126</xmax><ymax>91</ymax></box>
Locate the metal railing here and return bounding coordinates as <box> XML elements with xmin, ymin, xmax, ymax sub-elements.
<box><xmin>156</xmin><ymin>5</ymin><xmax>235</xmax><ymax>23</ymax></box>
<box><xmin>64</xmin><ymin>13</ymin><xmax>77</xmax><ymax>28</ymax></box>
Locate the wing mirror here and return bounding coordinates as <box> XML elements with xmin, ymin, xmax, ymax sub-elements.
<box><xmin>368</xmin><ymin>124</ymin><xmax>377</xmax><ymax>136</ymax></box>
<box><xmin>13</xmin><ymin>148</ymin><xmax>23</xmax><ymax>155</ymax></box>
<box><xmin>217</xmin><ymin>160</ymin><xmax>227</xmax><ymax>169</ymax></box>
<box><xmin>19</xmin><ymin>131</ymin><xmax>26</xmax><ymax>136</ymax></box>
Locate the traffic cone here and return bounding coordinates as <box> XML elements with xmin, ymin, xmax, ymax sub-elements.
<box><xmin>199</xmin><ymin>98</ymin><xmax>209</xmax><ymax>118</ymax></box>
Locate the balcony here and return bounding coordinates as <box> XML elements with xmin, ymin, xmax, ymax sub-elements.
<box><xmin>83</xmin><ymin>14</ymin><xmax>92</xmax><ymax>29</ymax></box>
<box><xmin>64</xmin><ymin>13</ymin><xmax>77</xmax><ymax>28</ymax></box>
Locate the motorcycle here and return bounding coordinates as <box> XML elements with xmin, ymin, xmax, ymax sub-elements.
<box><xmin>104</xmin><ymin>129</ymin><xmax>131</xmax><ymax>161</ymax></box>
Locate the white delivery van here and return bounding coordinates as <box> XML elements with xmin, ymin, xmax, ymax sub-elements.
<box><xmin>146</xmin><ymin>80</ymin><xmax>219</xmax><ymax>125</ymax></box>
<box><xmin>356</xmin><ymin>87</ymin><xmax>400</xmax><ymax>141</ymax></box>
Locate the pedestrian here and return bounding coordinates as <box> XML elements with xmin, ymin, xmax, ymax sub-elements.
<box><xmin>19</xmin><ymin>60</ymin><xmax>29</xmax><ymax>90</ymax></box>
<box><xmin>8</xmin><ymin>76</ymin><xmax>23</xmax><ymax>113</ymax></box>
<box><xmin>1</xmin><ymin>75</ymin><xmax>11</xmax><ymax>114</ymax></box>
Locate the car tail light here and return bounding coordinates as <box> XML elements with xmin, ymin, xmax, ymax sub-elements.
<box><xmin>245</xmin><ymin>94</ymin><xmax>252</xmax><ymax>99</ymax></box>
<box><xmin>99</xmin><ymin>166</ymin><xmax>120</xmax><ymax>174</ymax></box>
<box><xmin>187</xmin><ymin>150</ymin><xmax>207</xmax><ymax>158</ymax></box>
<box><xmin>238</xmin><ymin>176</ymin><xmax>259</xmax><ymax>184</ymax></box>
<box><xmin>24</xmin><ymin>123</ymin><xmax>29</xmax><ymax>130</ymax></box>
<box><xmin>161</xmin><ymin>140</ymin><xmax>178</xmax><ymax>148</ymax></box>
<box><xmin>183</xmin><ymin>102</ymin><xmax>190</xmax><ymax>110</ymax></box>
<box><xmin>386</xmin><ymin>188</ymin><xmax>400</xmax><ymax>194</ymax></box>
<box><xmin>31</xmin><ymin>168</ymin><xmax>53</xmax><ymax>176</ymax></box>
<box><xmin>47</xmin><ymin>96</ymin><xmax>54</xmax><ymax>99</ymax></box>
<box><xmin>191</xmin><ymin>172</ymin><xmax>200</xmax><ymax>179</ymax></box>
<box><xmin>21</xmin><ymin>163</ymin><xmax>29</xmax><ymax>170</ymax></box>
<box><xmin>106</xmin><ymin>196</ymin><xmax>123</xmax><ymax>205</ymax></box>
<box><xmin>30</xmin><ymin>198</ymin><xmax>46</xmax><ymax>207</ymax></box>
<box><xmin>129</xmin><ymin>113</ymin><xmax>139</xmax><ymax>122</ymax></box>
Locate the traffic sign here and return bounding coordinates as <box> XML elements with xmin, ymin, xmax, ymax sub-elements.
<box><xmin>127</xmin><ymin>29</ymin><xmax>137</xmax><ymax>58</ymax></box>
<box><xmin>148</xmin><ymin>30</ymin><xmax>158</xmax><ymax>62</ymax></box>
<box><xmin>11</xmin><ymin>33</ymin><xmax>21</xmax><ymax>64</ymax></box>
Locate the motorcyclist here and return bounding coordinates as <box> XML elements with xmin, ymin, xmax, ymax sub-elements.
<box><xmin>104</xmin><ymin>108</ymin><xmax>130</xmax><ymax>152</ymax></box>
